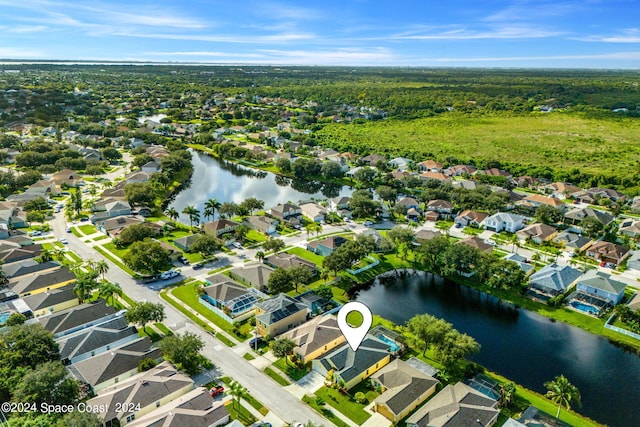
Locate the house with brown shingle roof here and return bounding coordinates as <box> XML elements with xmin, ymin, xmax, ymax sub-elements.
<box><xmin>278</xmin><ymin>315</ymin><xmax>345</xmax><ymax>363</ymax></box>
<box><xmin>454</xmin><ymin>210</ymin><xmax>488</xmax><ymax>228</ymax></box>
<box><xmin>203</xmin><ymin>219</ymin><xmax>240</xmax><ymax>238</ymax></box>
<box><xmin>586</xmin><ymin>241</ymin><xmax>630</xmax><ymax>266</ymax></box>
<box><xmin>418</xmin><ymin>160</ymin><xmax>443</xmax><ymax>172</ymax></box>
<box><xmin>516</xmin><ymin>223</ymin><xmax>558</xmax><ymax>244</ymax></box>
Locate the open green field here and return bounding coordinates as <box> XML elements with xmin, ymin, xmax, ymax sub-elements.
<box><xmin>317</xmin><ymin>112</ymin><xmax>640</xmax><ymax>186</ymax></box>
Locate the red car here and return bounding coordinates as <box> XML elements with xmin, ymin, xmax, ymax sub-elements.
<box><xmin>599</xmin><ymin>261</ymin><xmax>606</xmax><ymax>267</ymax></box>
<box><xmin>209</xmin><ymin>385</ymin><xmax>224</xmax><ymax>397</ymax></box>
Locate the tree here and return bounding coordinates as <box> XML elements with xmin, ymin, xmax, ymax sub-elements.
<box><xmin>353</xmin><ymin>167</ymin><xmax>376</xmax><ymax>183</ymax></box>
<box><xmin>234</xmin><ymin>224</ymin><xmax>249</xmax><ymax>241</ymax></box>
<box><xmin>239</xmin><ymin>197</ymin><xmax>264</xmax><ymax>214</ymax></box>
<box><xmin>61</xmin><ymin>410</ymin><xmax>102</xmax><ymax>427</ymax></box>
<box><xmin>289</xmin><ymin>265</ymin><xmax>314</xmax><ymax>292</ymax></box>
<box><xmin>94</xmin><ymin>259</ymin><xmax>109</xmax><ymax>280</ymax></box>
<box><xmin>271</xmin><ymin>337</ymin><xmax>296</xmax><ymax>364</ymax></box>
<box><xmin>275</xmin><ymin>157</ymin><xmax>291</xmax><ymax>173</ymax></box>
<box><xmin>158</xmin><ymin>332</ymin><xmax>207</xmax><ymax>375</ymax></box>
<box><xmin>376</xmin><ymin>185</ymin><xmax>398</xmax><ymax>204</ymax></box>
<box><xmin>73</xmin><ymin>271</ymin><xmax>99</xmax><ymax>303</ymax></box>
<box><xmin>580</xmin><ymin>216</ymin><xmax>604</xmax><ymax>238</ymax></box>
<box><xmin>117</xmin><ymin>223</ymin><xmax>158</xmax><ymax>246</ymax></box>
<box><xmin>204</xmin><ymin>198</ymin><xmax>221</xmax><ymax>221</ymax></box>
<box><xmin>101</xmin><ymin>147</ymin><xmax>122</xmax><ymax>162</ymax></box>
<box><xmin>434</xmin><ymin>330</ymin><xmax>480</xmax><ymax>368</ymax></box>
<box><xmin>218</xmin><ymin>201</ymin><xmax>238</xmax><ymax>218</ymax></box>
<box><xmin>124</xmin><ymin>239</ymin><xmax>170</xmax><ymax>274</ymax></box>
<box><xmin>72</xmin><ymin>188</ymin><xmax>82</xmax><ymax>215</ymax></box>
<box><xmin>349</xmin><ymin>189</ymin><xmax>380</xmax><ymax>218</ymax></box>
<box><xmin>386</xmin><ymin>226</ymin><xmax>416</xmax><ymax>248</ymax></box>
<box><xmin>13</xmin><ymin>361</ymin><xmax>79</xmax><ymax>406</ymax></box>
<box><xmin>165</xmin><ymin>207</ymin><xmax>179</xmax><ymax>221</ymax></box>
<box><xmin>263</xmin><ymin>238</ymin><xmax>285</xmax><ymax>252</ymax></box>
<box><xmin>256</xmin><ymin>250</ymin><xmax>265</xmax><ymax>263</ymax></box>
<box><xmin>182</xmin><ymin>205</ymin><xmax>200</xmax><ymax>228</ymax></box>
<box><xmin>321</xmin><ymin>161</ymin><xmax>343</xmax><ymax>179</ymax></box>
<box><xmin>315</xmin><ymin>284</ymin><xmax>334</xmax><ymax>300</ymax></box>
<box><xmin>125</xmin><ymin>182</ymin><xmax>156</xmax><ymax>206</ymax></box>
<box><xmin>535</xmin><ymin>204</ymin><xmax>563</xmax><ymax>224</ymax></box>
<box><xmin>498</xmin><ymin>382</ymin><xmax>516</xmax><ymax>409</ymax></box>
<box><xmin>98</xmin><ymin>282</ymin><xmax>122</xmax><ymax>305</ymax></box>
<box><xmin>190</xmin><ymin>233</ymin><xmax>221</xmax><ymax>256</ymax></box>
<box><xmin>126</xmin><ymin>301</ymin><xmax>166</xmax><ymax>334</ymax></box>
<box><xmin>228</xmin><ymin>380</ymin><xmax>247</xmax><ymax>408</ymax></box>
<box><xmin>544</xmin><ymin>375</ymin><xmax>581</xmax><ymax>418</ymax></box>
<box><xmin>138</xmin><ymin>357</ymin><xmax>159</xmax><ymax>372</ymax></box>
<box><xmin>267</xmin><ymin>267</ymin><xmax>294</xmax><ymax>294</ymax></box>
<box><xmin>5</xmin><ymin>312</ymin><xmax>26</xmax><ymax>326</ymax></box>
<box><xmin>406</xmin><ymin>314</ymin><xmax>452</xmax><ymax>356</ymax></box>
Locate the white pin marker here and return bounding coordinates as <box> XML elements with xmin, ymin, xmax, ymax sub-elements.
<box><xmin>337</xmin><ymin>302</ymin><xmax>373</xmax><ymax>352</ymax></box>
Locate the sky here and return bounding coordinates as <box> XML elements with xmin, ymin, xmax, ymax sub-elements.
<box><xmin>1</xmin><ymin>0</ymin><xmax>640</xmax><ymax>68</ymax></box>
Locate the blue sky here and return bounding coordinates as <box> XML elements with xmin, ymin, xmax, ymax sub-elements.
<box><xmin>1</xmin><ymin>0</ymin><xmax>639</xmax><ymax>68</ymax></box>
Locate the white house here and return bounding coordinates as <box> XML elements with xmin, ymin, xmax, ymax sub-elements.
<box><xmin>481</xmin><ymin>212</ymin><xmax>525</xmax><ymax>233</ymax></box>
<box><xmin>576</xmin><ymin>270</ymin><xmax>627</xmax><ymax>305</ymax></box>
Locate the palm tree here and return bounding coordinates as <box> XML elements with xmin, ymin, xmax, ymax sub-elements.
<box><xmin>182</xmin><ymin>205</ymin><xmax>199</xmax><ymax>228</ymax></box>
<box><xmin>255</xmin><ymin>251</ymin><xmax>265</xmax><ymax>263</ymax></box>
<box><xmin>40</xmin><ymin>249</ymin><xmax>53</xmax><ymax>262</ymax></box>
<box><xmin>204</xmin><ymin>198</ymin><xmax>221</xmax><ymax>221</ymax></box>
<box><xmin>165</xmin><ymin>207</ymin><xmax>179</xmax><ymax>222</ymax></box>
<box><xmin>228</xmin><ymin>380</ymin><xmax>247</xmax><ymax>408</ymax></box>
<box><xmin>508</xmin><ymin>234</ymin><xmax>519</xmax><ymax>253</ymax></box>
<box><xmin>544</xmin><ymin>375</ymin><xmax>581</xmax><ymax>418</ymax></box>
<box><xmin>52</xmin><ymin>248</ymin><xmax>67</xmax><ymax>262</ymax></box>
<box><xmin>94</xmin><ymin>259</ymin><xmax>109</xmax><ymax>280</ymax></box>
<box><xmin>498</xmin><ymin>382</ymin><xmax>516</xmax><ymax>409</ymax></box>
<box><xmin>73</xmin><ymin>273</ymin><xmax>99</xmax><ymax>303</ymax></box>
<box><xmin>203</xmin><ymin>206</ymin><xmax>214</xmax><ymax>222</ymax></box>
<box><xmin>98</xmin><ymin>282</ymin><xmax>123</xmax><ymax>306</ymax></box>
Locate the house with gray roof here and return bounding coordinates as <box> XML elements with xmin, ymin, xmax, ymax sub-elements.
<box><xmin>627</xmin><ymin>251</ymin><xmax>640</xmax><ymax>272</ymax></box>
<box><xmin>229</xmin><ymin>263</ymin><xmax>274</xmax><ymax>292</ymax></box>
<box><xmin>405</xmin><ymin>382</ymin><xmax>499</xmax><ymax>427</ymax></box>
<box><xmin>69</xmin><ymin>337</ymin><xmax>162</xmax><ymax>392</ymax></box>
<box><xmin>39</xmin><ymin>299</ymin><xmax>118</xmax><ymax>338</ymax></box>
<box><xmin>9</xmin><ymin>266</ymin><xmax>75</xmax><ymax>297</ymax></box>
<box><xmin>2</xmin><ymin>259</ymin><xmax>60</xmax><ymax>281</ymax></box>
<box><xmin>90</xmin><ymin>200</ymin><xmax>132</xmax><ymax>223</ymax></box>
<box><xmin>87</xmin><ymin>361</ymin><xmax>194</xmax><ymax>427</ymax></box>
<box><xmin>503</xmin><ymin>253</ymin><xmax>534</xmax><ymax>275</ymax></box>
<box><xmin>576</xmin><ymin>270</ymin><xmax>627</xmax><ymax>305</ymax></box>
<box><xmin>564</xmin><ymin>207</ymin><xmax>613</xmax><ymax>226</ymax></box>
<box><xmin>481</xmin><ymin>212</ymin><xmax>525</xmax><ymax>233</ymax></box>
<box><xmin>243</xmin><ymin>215</ymin><xmax>278</xmax><ymax>234</ymax></box>
<box><xmin>173</xmin><ymin>234</ymin><xmax>199</xmax><ymax>252</ymax></box>
<box><xmin>57</xmin><ymin>314</ymin><xmax>138</xmax><ymax>364</ymax></box>
<box><xmin>553</xmin><ymin>231</ymin><xmax>592</xmax><ymax>253</ymax></box>
<box><xmin>22</xmin><ymin>284</ymin><xmax>79</xmax><ymax>317</ymax></box>
<box><xmin>264</xmin><ymin>253</ymin><xmax>317</xmax><ymax>274</ymax></box>
<box><xmin>278</xmin><ymin>315</ymin><xmax>345</xmax><ymax>363</ymax></box>
<box><xmin>255</xmin><ymin>293</ymin><xmax>307</xmax><ymax>337</ymax></box>
<box><xmin>0</xmin><ymin>243</ymin><xmax>42</xmax><ymax>264</ymax></box>
<box><xmin>313</xmin><ymin>335</ymin><xmax>392</xmax><ymax>390</ymax></box>
<box><xmin>200</xmin><ymin>276</ymin><xmax>263</xmax><ymax>323</ymax></box>
<box><xmin>126</xmin><ymin>388</ymin><xmax>229</xmax><ymax>427</ymax></box>
<box><xmin>528</xmin><ymin>263</ymin><xmax>582</xmax><ymax>298</ymax></box>
<box><xmin>372</xmin><ymin>359</ymin><xmax>439</xmax><ymax>423</ymax></box>
<box><xmin>516</xmin><ymin>223</ymin><xmax>558</xmax><ymax>244</ymax></box>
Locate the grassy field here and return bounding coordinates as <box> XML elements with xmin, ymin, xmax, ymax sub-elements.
<box><xmin>302</xmin><ymin>395</ymin><xmax>350</xmax><ymax>427</ymax></box>
<box><xmin>79</xmin><ymin>224</ymin><xmax>98</xmax><ymax>235</ymax></box>
<box><xmin>263</xmin><ymin>367</ymin><xmax>290</xmax><ymax>386</ymax></box>
<box><xmin>317</xmin><ymin>112</ymin><xmax>640</xmax><ymax>180</ymax></box>
<box><xmin>315</xmin><ymin>386</ymin><xmax>372</xmax><ymax>424</ymax></box>
<box><xmin>273</xmin><ymin>357</ymin><xmax>310</xmax><ymax>381</ymax></box>
<box><xmin>287</xmin><ymin>246</ymin><xmax>325</xmax><ymax>266</ymax></box>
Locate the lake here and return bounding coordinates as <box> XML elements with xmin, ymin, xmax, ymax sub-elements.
<box><xmin>168</xmin><ymin>150</ymin><xmax>353</xmax><ymax>223</ymax></box>
<box><xmin>353</xmin><ymin>272</ymin><xmax>640</xmax><ymax>427</ymax></box>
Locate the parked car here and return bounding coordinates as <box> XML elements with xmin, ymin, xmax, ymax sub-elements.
<box><xmin>30</xmin><ymin>230</ymin><xmax>42</xmax><ymax>236</ymax></box>
<box><xmin>209</xmin><ymin>385</ymin><xmax>224</xmax><ymax>397</ymax></box>
<box><xmin>232</xmin><ymin>241</ymin><xmax>242</xmax><ymax>249</ymax></box>
<box><xmin>193</xmin><ymin>262</ymin><xmax>205</xmax><ymax>270</ymax></box>
<box><xmin>160</xmin><ymin>269</ymin><xmax>180</xmax><ymax>280</ymax></box>
<box><xmin>364</xmin><ymin>220</ymin><xmax>373</xmax><ymax>226</ymax></box>
<box><xmin>455</xmin><ymin>222</ymin><xmax>463</xmax><ymax>228</ymax></box>
<box><xmin>66</xmin><ymin>227</ymin><xmax>72</xmax><ymax>233</ymax></box>
<box><xmin>484</xmin><ymin>239</ymin><xmax>497</xmax><ymax>247</ymax></box>
<box><xmin>249</xmin><ymin>337</ymin><xmax>263</xmax><ymax>348</ymax></box>
<box><xmin>59</xmin><ymin>238</ymin><xmax>68</xmax><ymax>245</ymax></box>
<box><xmin>599</xmin><ymin>261</ymin><xmax>607</xmax><ymax>267</ymax></box>
<box><xmin>140</xmin><ymin>274</ymin><xmax>160</xmax><ymax>284</ymax></box>
<box><xmin>178</xmin><ymin>256</ymin><xmax>190</xmax><ymax>265</ymax></box>
<box><xmin>80</xmin><ymin>217</ymin><xmax>89</xmax><ymax>222</ymax></box>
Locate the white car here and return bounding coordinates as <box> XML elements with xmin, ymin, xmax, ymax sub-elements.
<box><xmin>484</xmin><ymin>239</ymin><xmax>497</xmax><ymax>247</ymax></box>
<box><xmin>364</xmin><ymin>221</ymin><xmax>373</xmax><ymax>226</ymax></box>
<box><xmin>232</xmin><ymin>242</ymin><xmax>242</xmax><ymax>249</ymax></box>
<box><xmin>160</xmin><ymin>269</ymin><xmax>180</xmax><ymax>280</ymax></box>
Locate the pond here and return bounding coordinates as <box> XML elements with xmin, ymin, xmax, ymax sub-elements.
<box><xmin>168</xmin><ymin>150</ymin><xmax>353</xmax><ymax>224</ymax></box>
<box><xmin>353</xmin><ymin>272</ymin><xmax>640</xmax><ymax>427</ymax></box>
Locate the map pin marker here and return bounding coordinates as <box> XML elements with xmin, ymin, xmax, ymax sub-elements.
<box><xmin>337</xmin><ymin>302</ymin><xmax>373</xmax><ymax>352</ymax></box>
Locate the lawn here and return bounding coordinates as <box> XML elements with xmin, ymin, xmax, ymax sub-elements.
<box><xmin>245</xmin><ymin>229</ymin><xmax>267</xmax><ymax>244</ymax></box>
<box><xmin>93</xmin><ymin>235</ymin><xmax>108</xmax><ymax>241</ymax></box>
<box><xmin>218</xmin><ymin>377</ymin><xmax>269</xmax><ymax>416</ymax></box>
<box><xmin>70</xmin><ymin>227</ymin><xmax>83</xmax><ymax>238</ymax></box>
<box><xmin>154</xmin><ymin>323</ymin><xmax>173</xmax><ymax>336</ymax></box>
<box><xmin>315</xmin><ymin>386</ymin><xmax>372</xmax><ymax>424</ymax></box>
<box><xmin>224</xmin><ymin>401</ymin><xmax>257</xmax><ymax>425</ymax></box>
<box><xmin>94</xmin><ymin>245</ymin><xmax>136</xmax><ymax>276</ymax></box>
<box><xmin>79</xmin><ymin>224</ymin><xmax>98</xmax><ymax>235</ymax></box>
<box><xmin>243</xmin><ymin>353</ymin><xmax>255</xmax><ymax>361</ymax></box>
<box><xmin>263</xmin><ymin>367</ymin><xmax>290</xmax><ymax>386</ymax></box>
<box><xmin>303</xmin><ymin>395</ymin><xmax>350</xmax><ymax>427</ymax></box>
<box><xmin>287</xmin><ymin>246</ymin><xmax>325</xmax><ymax>267</ymax></box>
<box><xmin>102</xmin><ymin>242</ymin><xmax>129</xmax><ymax>260</ymax></box>
<box><xmin>273</xmin><ymin>357</ymin><xmax>310</xmax><ymax>381</ymax></box>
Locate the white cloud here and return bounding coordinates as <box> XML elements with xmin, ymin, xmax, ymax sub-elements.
<box><xmin>426</xmin><ymin>52</ymin><xmax>640</xmax><ymax>62</ymax></box>
<box><xmin>389</xmin><ymin>25</ymin><xmax>564</xmax><ymax>40</ymax></box>
<box><xmin>0</xmin><ymin>47</ymin><xmax>47</xmax><ymax>58</ymax></box>
<box><xmin>576</xmin><ymin>28</ymin><xmax>640</xmax><ymax>43</ymax></box>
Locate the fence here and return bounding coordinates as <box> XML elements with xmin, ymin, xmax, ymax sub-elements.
<box><xmin>604</xmin><ymin>314</ymin><xmax>640</xmax><ymax>341</ymax></box>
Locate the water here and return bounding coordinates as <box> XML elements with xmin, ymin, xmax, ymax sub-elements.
<box><xmin>570</xmin><ymin>301</ymin><xmax>600</xmax><ymax>315</ymax></box>
<box><xmin>0</xmin><ymin>312</ymin><xmax>10</xmax><ymax>324</ymax></box>
<box><xmin>169</xmin><ymin>150</ymin><xmax>353</xmax><ymax>224</ymax></box>
<box><xmin>353</xmin><ymin>272</ymin><xmax>640</xmax><ymax>427</ymax></box>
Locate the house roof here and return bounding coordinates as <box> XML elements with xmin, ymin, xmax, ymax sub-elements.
<box><xmin>2</xmin><ymin>260</ymin><xmax>60</xmax><ymax>279</ymax></box>
<box><xmin>587</xmin><ymin>241</ymin><xmax>630</xmax><ymax>262</ymax></box>
<box><xmin>523</xmin><ymin>194</ymin><xmax>565</xmax><ymax>207</ymax></box>
<box><xmin>529</xmin><ymin>263</ymin><xmax>582</xmax><ymax>293</ymax></box>
<box><xmin>619</xmin><ymin>220</ymin><xmax>640</xmax><ymax>235</ymax></box>
<box><xmin>69</xmin><ymin>337</ymin><xmax>161</xmax><ymax>387</ymax></box>
<box><xmin>243</xmin><ymin>215</ymin><xmax>277</xmax><ymax>231</ymax></box>
<box><xmin>397</xmin><ymin>197</ymin><xmax>419</xmax><ymax>206</ymax></box>
<box><xmin>307</xmin><ymin>236</ymin><xmax>348</xmax><ymax>251</ymax></box>
<box><xmin>484</xmin><ymin>212</ymin><xmax>524</xmax><ymax>224</ymax></box>
<box><xmin>173</xmin><ymin>234</ymin><xmax>199</xmax><ymax>248</ymax></box>
<box><xmin>517</xmin><ymin>223</ymin><xmax>557</xmax><ymax>241</ymax></box>
<box><xmin>300</xmin><ymin>202</ymin><xmax>327</xmax><ymax>219</ymax></box>
<box><xmin>203</xmin><ymin>219</ymin><xmax>240</xmax><ymax>235</ymax></box>
<box><xmin>202</xmin><ymin>278</ymin><xmax>257</xmax><ymax>312</ymax></box>
<box><xmin>98</xmin><ymin>215</ymin><xmax>145</xmax><ymax>232</ymax></box>
<box><xmin>419</xmin><ymin>160</ymin><xmax>443</xmax><ymax>170</ymax></box>
<box><xmin>405</xmin><ymin>382</ymin><xmax>498</xmax><ymax>427</ymax></box>
<box><xmin>553</xmin><ymin>231</ymin><xmax>592</xmax><ymax>250</ymax></box>
<box><xmin>57</xmin><ymin>316</ymin><xmax>137</xmax><ymax>361</ymax></box>
<box><xmin>456</xmin><ymin>210</ymin><xmax>488</xmax><ymax>223</ymax></box>
<box><xmin>503</xmin><ymin>253</ymin><xmax>534</xmax><ymax>274</ymax></box>
<box><xmin>545</xmin><ymin>182</ymin><xmax>582</xmax><ymax>195</ymax></box>
<box><xmin>564</xmin><ymin>207</ymin><xmax>613</xmax><ymax>225</ymax></box>
<box><xmin>22</xmin><ymin>284</ymin><xmax>76</xmax><ymax>311</ymax></box>
<box><xmin>230</xmin><ymin>263</ymin><xmax>274</xmax><ymax>289</ymax></box>
<box><xmin>0</xmin><ymin>244</ymin><xmax>43</xmax><ymax>263</ymax></box>
<box><xmin>318</xmin><ymin>335</ymin><xmax>390</xmax><ymax>383</ymax></box>
<box><xmin>578</xmin><ymin>270</ymin><xmax>627</xmax><ymax>295</ymax></box>
<box><xmin>39</xmin><ymin>300</ymin><xmax>117</xmax><ymax>336</ymax></box>
<box><xmin>270</xmin><ymin>203</ymin><xmax>301</xmax><ymax>217</ymax></box>
<box><xmin>87</xmin><ymin>361</ymin><xmax>193</xmax><ymax>422</ymax></box>
<box><xmin>264</xmin><ymin>253</ymin><xmax>317</xmax><ymax>272</ymax></box>
<box><xmin>278</xmin><ymin>315</ymin><xmax>345</xmax><ymax>359</ymax></box>
<box><xmin>10</xmin><ymin>266</ymin><xmax>75</xmax><ymax>295</ymax></box>
<box><xmin>372</xmin><ymin>359</ymin><xmax>439</xmax><ymax>416</ymax></box>
<box><xmin>419</xmin><ymin>171</ymin><xmax>449</xmax><ymax>181</ymax></box>
<box><xmin>331</xmin><ymin>196</ymin><xmax>351</xmax><ymax>206</ymax></box>
<box><xmin>458</xmin><ymin>236</ymin><xmax>492</xmax><ymax>253</ymax></box>
<box><xmin>126</xmin><ymin>388</ymin><xmax>228</xmax><ymax>427</ymax></box>
<box><xmin>256</xmin><ymin>293</ymin><xmax>307</xmax><ymax>326</ymax></box>
<box><xmin>427</xmin><ymin>199</ymin><xmax>453</xmax><ymax>209</ymax></box>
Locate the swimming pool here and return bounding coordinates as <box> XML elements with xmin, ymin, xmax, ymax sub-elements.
<box><xmin>0</xmin><ymin>312</ymin><xmax>11</xmax><ymax>325</ymax></box>
<box><xmin>570</xmin><ymin>301</ymin><xmax>600</xmax><ymax>315</ymax></box>
<box><xmin>377</xmin><ymin>334</ymin><xmax>400</xmax><ymax>352</ymax></box>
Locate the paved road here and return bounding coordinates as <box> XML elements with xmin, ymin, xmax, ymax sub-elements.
<box><xmin>51</xmin><ymin>213</ymin><xmax>331</xmax><ymax>426</ymax></box>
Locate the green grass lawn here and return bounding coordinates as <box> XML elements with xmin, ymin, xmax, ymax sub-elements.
<box><xmin>154</xmin><ymin>323</ymin><xmax>173</xmax><ymax>336</ymax></box>
<box><xmin>93</xmin><ymin>235</ymin><xmax>108</xmax><ymax>241</ymax></box>
<box><xmin>170</xmin><ymin>282</ymin><xmax>250</xmax><ymax>341</ymax></box>
<box><xmin>315</xmin><ymin>386</ymin><xmax>372</xmax><ymax>424</ymax></box>
<box><xmin>79</xmin><ymin>224</ymin><xmax>98</xmax><ymax>235</ymax></box>
<box><xmin>224</xmin><ymin>401</ymin><xmax>257</xmax><ymax>425</ymax></box>
<box><xmin>70</xmin><ymin>227</ymin><xmax>83</xmax><ymax>238</ymax></box>
<box><xmin>94</xmin><ymin>245</ymin><xmax>136</xmax><ymax>276</ymax></box>
<box><xmin>102</xmin><ymin>242</ymin><xmax>129</xmax><ymax>259</ymax></box>
<box><xmin>303</xmin><ymin>395</ymin><xmax>350</xmax><ymax>427</ymax></box>
<box><xmin>273</xmin><ymin>357</ymin><xmax>310</xmax><ymax>381</ymax></box>
<box><xmin>243</xmin><ymin>353</ymin><xmax>255</xmax><ymax>361</ymax></box>
<box><xmin>263</xmin><ymin>367</ymin><xmax>290</xmax><ymax>386</ymax></box>
<box><xmin>287</xmin><ymin>246</ymin><xmax>325</xmax><ymax>266</ymax></box>
<box><xmin>245</xmin><ymin>229</ymin><xmax>267</xmax><ymax>244</ymax></box>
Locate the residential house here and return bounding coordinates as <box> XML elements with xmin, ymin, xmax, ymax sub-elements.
<box><xmin>516</xmin><ymin>223</ymin><xmax>558</xmax><ymax>244</ymax></box>
<box><xmin>619</xmin><ymin>219</ymin><xmax>640</xmax><ymax>238</ymax></box>
<box><xmin>300</xmin><ymin>201</ymin><xmax>328</xmax><ymax>223</ymax></box>
<box><xmin>126</xmin><ymin>388</ymin><xmax>229</xmax><ymax>427</ymax></box>
<box><xmin>390</xmin><ymin>170</ymin><xmax>413</xmax><ymax>182</ymax></box>
<box><xmin>405</xmin><ymin>382</ymin><xmax>499</xmax><ymax>427</ymax></box>
<box><xmin>157</xmin><ymin>240</ymin><xmax>182</xmax><ymax>262</ymax></box>
<box><xmin>243</xmin><ymin>215</ymin><xmax>278</xmax><ymax>234</ymax></box>
<box><xmin>9</xmin><ymin>265</ymin><xmax>75</xmax><ymax>297</ymax></box>
<box><xmin>52</xmin><ymin>169</ymin><xmax>81</xmax><ymax>187</ymax></box>
<box><xmin>0</xmin><ymin>223</ymin><xmax>10</xmax><ymax>240</ymax></box>
<box><xmin>2</xmin><ymin>259</ymin><xmax>60</xmax><ymax>281</ymax></box>
<box><xmin>585</xmin><ymin>241</ymin><xmax>630</xmax><ymax>266</ymax></box>
<box><xmin>572</xmin><ymin>191</ymin><xmax>596</xmax><ymax>205</ymax></box>
<box><xmin>203</xmin><ymin>219</ymin><xmax>240</xmax><ymax>238</ymax></box>
<box><xmin>543</xmin><ymin>182</ymin><xmax>582</xmax><ymax>199</ymax></box>
<box><xmin>86</xmin><ymin>361</ymin><xmax>194</xmax><ymax>427</ymax></box>
<box><xmin>575</xmin><ymin>270</ymin><xmax>627</xmax><ymax>305</ymax></box>
<box><xmin>419</xmin><ymin>171</ymin><xmax>449</xmax><ymax>182</ymax></box>
<box><xmin>454</xmin><ymin>210</ymin><xmax>488</xmax><ymax>228</ymax></box>
<box><xmin>293</xmin><ymin>290</ymin><xmax>333</xmax><ymax>316</ymax></box>
<box><xmin>254</xmin><ymin>293</ymin><xmax>307</xmax><ymax>337</ymax></box>
<box><xmin>415</xmin><ymin>230</ymin><xmax>442</xmax><ymax>244</ymax></box>
<box><xmin>564</xmin><ymin>207</ymin><xmax>614</xmax><ymax>226</ymax></box>
<box><xmin>417</xmin><ymin>160</ymin><xmax>443</xmax><ymax>172</ymax></box>
<box><xmin>125</xmin><ymin>171</ymin><xmax>152</xmax><ymax>184</ymax></box>
<box><xmin>312</xmin><ymin>335</ymin><xmax>392</xmax><ymax>391</ymax></box>
<box><xmin>140</xmin><ymin>160</ymin><xmax>161</xmax><ymax>174</ymax></box>
<box><xmin>0</xmin><ymin>241</ymin><xmax>42</xmax><ymax>264</ymax></box>
<box><xmin>481</xmin><ymin>212</ymin><xmax>525</xmax><ymax>233</ymax></box>
<box><xmin>269</xmin><ymin>203</ymin><xmax>302</xmax><ymax>225</ymax></box>
<box><xmin>585</xmin><ymin>187</ymin><xmax>626</xmax><ymax>203</ymax></box>
<box><xmin>627</xmin><ymin>251</ymin><xmax>640</xmax><ymax>272</ymax></box>
<box><xmin>426</xmin><ymin>199</ymin><xmax>454</xmax><ymax>218</ymax></box>
<box><xmin>528</xmin><ymin>263</ymin><xmax>582</xmax><ymax>298</ymax></box>
<box><xmin>520</xmin><ymin>194</ymin><xmax>566</xmax><ymax>211</ymax></box>
<box><xmin>90</xmin><ymin>200</ymin><xmax>133</xmax><ymax>223</ymax></box>
<box><xmin>264</xmin><ymin>253</ymin><xmax>317</xmax><ymax>274</ymax></box>
<box><xmin>631</xmin><ymin>196</ymin><xmax>640</xmax><ymax>214</ymax></box>
<box><xmin>69</xmin><ymin>337</ymin><xmax>162</xmax><ymax>393</ymax></box>
<box><xmin>503</xmin><ymin>253</ymin><xmax>534</xmax><ymax>275</ymax></box>
<box><xmin>361</xmin><ymin>154</ymin><xmax>386</xmax><ymax>166</ymax></box>
<box><xmin>22</xmin><ymin>284</ymin><xmax>79</xmax><ymax>317</ymax></box>
<box><xmin>371</xmin><ymin>359</ymin><xmax>439</xmax><ymax>423</ymax></box>
<box><xmin>101</xmin><ymin>181</ymin><xmax>128</xmax><ymax>201</ymax></box>
<box><xmin>57</xmin><ymin>314</ymin><xmax>138</xmax><ymax>365</ymax></box>
<box><xmin>444</xmin><ymin>164</ymin><xmax>477</xmax><ymax>176</ymax></box>
<box><xmin>553</xmin><ymin>231</ymin><xmax>592</xmax><ymax>253</ymax></box>
<box><xmin>96</xmin><ymin>216</ymin><xmax>145</xmax><ymax>236</ymax></box>
<box><xmin>229</xmin><ymin>263</ymin><xmax>274</xmax><ymax>291</ymax></box>
<box><xmin>407</xmin><ymin>208</ymin><xmax>421</xmax><ymax>221</ymax></box>
<box><xmin>173</xmin><ymin>234</ymin><xmax>200</xmax><ymax>252</ymax></box>
<box><xmin>628</xmin><ymin>292</ymin><xmax>640</xmax><ymax>311</ymax></box>
<box><xmin>388</xmin><ymin>157</ymin><xmax>412</xmax><ymax>171</ymax></box>
<box><xmin>278</xmin><ymin>315</ymin><xmax>345</xmax><ymax>363</ymax></box>
<box><xmin>307</xmin><ymin>235</ymin><xmax>348</xmax><ymax>256</ymax></box>
<box><xmin>0</xmin><ymin>204</ymin><xmax>28</xmax><ymax>227</ymax></box>
<box><xmin>396</xmin><ymin>197</ymin><xmax>420</xmax><ymax>210</ymax></box>
<box><xmin>328</xmin><ymin>196</ymin><xmax>351</xmax><ymax>212</ymax></box>
<box><xmin>39</xmin><ymin>300</ymin><xmax>118</xmax><ymax>338</ymax></box>
<box><xmin>458</xmin><ymin>236</ymin><xmax>493</xmax><ymax>253</ymax></box>
<box><xmin>199</xmin><ymin>276</ymin><xmax>262</xmax><ymax>323</ymax></box>
<box><xmin>361</xmin><ymin>229</ymin><xmax>391</xmax><ymax>252</ymax></box>
<box><xmin>480</xmin><ymin>168</ymin><xmax>512</xmax><ymax>179</ymax></box>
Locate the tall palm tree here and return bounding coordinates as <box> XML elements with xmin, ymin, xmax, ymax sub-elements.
<box><xmin>53</xmin><ymin>248</ymin><xmax>67</xmax><ymax>262</ymax></box>
<box><xmin>498</xmin><ymin>382</ymin><xmax>516</xmax><ymax>409</ymax></box>
<box><xmin>98</xmin><ymin>282</ymin><xmax>123</xmax><ymax>306</ymax></box>
<box><xmin>255</xmin><ymin>251</ymin><xmax>265</xmax><ymax>263</ymax></box>
<box><xmin>40</xmin><ymin>249</ymin><xmax>53</xmax><ymax>262</ymax></box>
<box><xmin>203</xmin><ymin>206</ymin><xmax>214</xmax><ymax>222</ymax></box>
<box><xmin>73</xmin><ymin>273</ymin><xmax>99</xmax><ymax>303</ymax></box>
<box><xmin>204</xmin><ymin>198</ymin><xmax>221</xmax><ymax>221</ymax></box>
<box><xmin>182</xmin><ymin>205</ymin><xmax>199</xmax><ymax>228</ymax></box>
<box><xmin>228</xmin><ymin>380</ymin><xmax>247</xmax><ymax>408</ymax></box>
<box><xmin>544</xmin><ymin>375</ymin><xmax>581</xmax><ymax>418</ymax></box>
<box><xmin>94</xmin><ymin>259</ymin><xmax>109</xmax><ymax>280</ymax></box>
<box><xmin>165</xmin><ymin>207</ymin><xmax>179</xmax><ymax>222</ymax></box>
